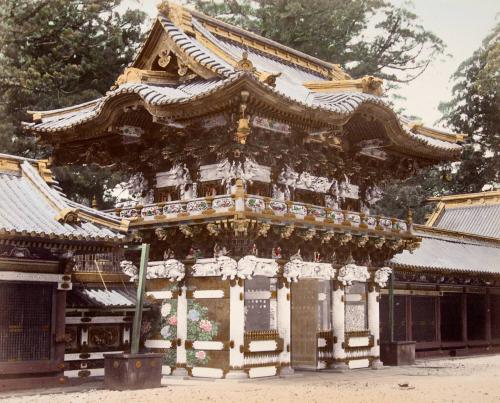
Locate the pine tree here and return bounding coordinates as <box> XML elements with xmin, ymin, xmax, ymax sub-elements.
<box><xmin>0</xmin><ymin>0</ymin><xmax>146</xmax><ymax>206</ymax></box>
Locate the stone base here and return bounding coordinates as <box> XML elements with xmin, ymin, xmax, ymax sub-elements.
<box><xmin>225</xmin><ymin>370</ymin><xmax>248</xmax><ymax>379</ymax></box>
<box><xmin>172</xmin><ymin>366</ymin><xmax>190</xmax><ymax>377</ymax></box>
<box><xmin>328</xmin><ymin>362</ymin><xmax>349</xmax><ymax>373</ymax></box>
<box><xmin>370</xmin><ymin>358</ymin><xmax>384</xmax><ymax>370</ymax></box>
<box><xmin>380</xmin><ymin>341</ymin><xmax>416</xmax><ymax>366</ymax></box>
<box><xmin>279</xmin><ymin>366</ymin><xmax>295</xmax><ymax>376</ymax></box>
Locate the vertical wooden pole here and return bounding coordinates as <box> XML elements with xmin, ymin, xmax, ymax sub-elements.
<box><xmin>461</xmin><ymin>293</ymin><xmax>468</xmax><ymax>344</ymax></box>
<box><xmin>131</xmin><ymin>243</ymin><xmax>150</xmax><ymax>355</ymax></box>
<box><xmin>485</xmin><ymin>289</ymin><xmax>492</xmax><ymax>345</ymax></box>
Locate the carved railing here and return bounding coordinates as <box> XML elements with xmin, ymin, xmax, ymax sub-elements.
<box><xmin>110</xmin><ymin>194</ymin><xmax>410</xmax><ymax>234</ymax></box>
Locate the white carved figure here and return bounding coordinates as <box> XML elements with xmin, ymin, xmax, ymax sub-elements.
<box><xmin>337</xmin><ymin>264</ymin><xmax>370</xmax><ymax>285</ymax></box>
<box><xmin>283</xmin><ymin>259</ymin><xmax>302</xmax><ymax>282</ymax></box>
<box><xmin>272</xmin><ymin>184</ymin><xmax>284</xmax><ymax>200</ymax></box>
<box><xmin>277</xmin><ymin>165</ymin><xmax>299</xmax><ymax>188</ymax></box>
<box><xmin>114</xmin><ymin>173</ymin><xmax>149</xmax><ymax>208</ymax></box>
<box><xmin>120</xmin><ymin>260</ymin><xmax>138</xmax><ymax>281</ymax></box>
<box><xmin>192</xmin><ymin>258</ymin><xmax>221</xmax><ymax>277</ymax></box>
<box><xmin>374</xmin><ymin>267</ymin><xmax>392</xmax><ymax>287</ymax></box>
<box><xmin>325</xmin><ymin>195</ymin><xmax>339</xmax><ymax>209</ymax></box>
<box><xmin>147</xmin><ymin>259</ymin><xmax>185</xmax><ymax>282</ymax></box>
<box><xmin>192</xmin><ymin>256</ymin><xmax>238</xmax><ymax>279</ymax></box>
<box><xmin>277</xmin><ymin>165</ymin><xmax>335</xmax><ymax>193</ymax></box>
<box><xmin>156</xmin><ymin>164</ymin><xmax>192</xmax><ymax>189</ymax></box>
<box><xmin>218</xmin><ymin>256</ymin><xmax>238</xmax><ymax>280</ymax></box>
<box><xmin>284</xmin><ymin>259</ymin><xmax>335</xmax><ymax>282</ymax></box>
<box><xmin>237</xmin><ymin>255</ymin><xmax>279</xmax><ymax>279</ymax></box>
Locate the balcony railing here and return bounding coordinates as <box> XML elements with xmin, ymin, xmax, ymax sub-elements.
<box><xmin>111</xmin><ymin>193</ymin><xmax>410</xmax><ymax>234</ymax></box>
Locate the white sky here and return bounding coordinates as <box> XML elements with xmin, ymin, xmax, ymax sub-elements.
<box><xmin>127</xmin><ymin>0</ymin><xmax>499</xmax><ymax>125</ymax></box>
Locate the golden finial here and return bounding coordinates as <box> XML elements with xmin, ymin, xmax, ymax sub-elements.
<box><xmin>92</xmin><ymin>195</ymin><xmax>98</xmax><ymax>209</ymax></box>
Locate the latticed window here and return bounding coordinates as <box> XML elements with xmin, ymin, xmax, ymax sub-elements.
<box><xmin>0</xmin><ymin>283</ymin><xmax>53</xmax><ymax>361</ymax></box>
<box><xmin>244</xmin><ymin>277</ymin><xmax>277</xmax><ymax>331</ymax></box>
<box><xmin>73</xmin><ymin>251</ymin><xmax>125</xmax><ymax>272</ymax></box>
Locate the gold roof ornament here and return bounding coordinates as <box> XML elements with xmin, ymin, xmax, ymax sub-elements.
<box><xmin>235</xmin><ymin>51</ymin><xmax>256</xmax><ymax>73</ymax></box>
<box><xmin>55</xmin><ymin>207</ymin><xmax>80</xmax><ymax>225</ymax></box>
<box><xmin>260</xmin><ymin>71</ymin><xmax>282</xmax><ymax>87</ymax></box>
<box><xmin>236</xmin><ymin>90</ymin><xmax>251</xmax><ymax>144</ymax></box>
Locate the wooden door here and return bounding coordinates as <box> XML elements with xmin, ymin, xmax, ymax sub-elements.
<box><xmin>291</xmin><ymin>279</ymin><xmax>318</xmax><ymax>369</ymax></box>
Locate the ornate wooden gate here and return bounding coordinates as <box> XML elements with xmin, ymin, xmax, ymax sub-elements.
<box><xmin>291</xmin><ymin>279</ymin><xmax>318</xmax><ymax>369</ymax></box>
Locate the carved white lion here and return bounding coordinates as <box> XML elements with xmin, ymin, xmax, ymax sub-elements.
<box><xmin>219</xmin><ymin>256</ymin><xmax>239</xmax><ymax>280</ymax></box>
<box><xmin>147</xmin><ymin>259</ymin><xmax>185</xmax><ymax>282</ymax></box>
<box><xmin>374</xmin><ymin>267</ymin><xmax>392</xmax><ymax>288</ymax></box>
<box><xmin>337</xmin><ymin>264</ymin><xmax>370</xmax><ymax>285</ymax></box>
<box><xmin>237</xmin><ymin>255</ymin><xmax>278</xmax><ymax>279</ymax></box>
<box><xmin>283</xmin><ymin>259</ymin><xmax>302</xmax><ymax>282</ymax></box>
<box><xmin>192</xmin><ymin>256</ymin><xmax>238</xmax><ymax>279</ymax></box>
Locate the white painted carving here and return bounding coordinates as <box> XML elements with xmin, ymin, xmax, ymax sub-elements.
<box><xmin>120</xmin><ymin>260</ymin><xmax>137</xmax><ymax>281</ymax></box>
<box><xmin>374</xmin><ymin>267</ymin><xmax>392</xmax><ymax>288</ymax></box>
<box><xmin>283</xmin><ymin>258</ymin><xmax>335</xmax><ymax>282</ymax></box>
<box><xmin>114</xmin><ymin>173</ymin><xmax>149</xmax><ymax>208</ymax></box>
<box><xmin>192</xmin><ymin>256</ymin><xmax>238</xmax><ymax>279</ymax></box>
<box><xmin>277</xmin><ymin>165</ymin><xmax>336</xmax><ymax>193</ymax></box>
<box><xmin>147</xmin><ymin>259</ymin><xmax>185</xmax><ymax>282</ymax></box>
<box><xmin>199</xmin><ymin>158</ymin><xmax>271</xmax><ymax>183</ymax></box>
<box><xmin>156</xmin><ymin>164</ymin><xmax>192</xmax><ymax>188</ymax></box>
<box><xmin>337</xmin><ymin>264</ymin><xmax>370</xmax><ymax>285</ymax></box>
<box><xmin>339</xmin><ymin>176</ymin><xmax>359</xmax><ymax>200</ymax></box>
<box><xmin>237</xmin><ymin>255</ymin><xmax>279</xmax><ymax>279</ymax></box>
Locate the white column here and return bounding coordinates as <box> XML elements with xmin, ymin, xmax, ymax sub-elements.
<box><xmin>277</xmin><ymin>279</ymin><xmax>294</xmax><ymax>375</ymax></box>
<box><xmin>226</xmin><ymin>279</ymin><xmax>247</xmax><ymax>379</ymax></box>
<box><xmin>331</xmin><ymin>282</ymin><xmax>348</xmax><ymax>370</ymax></box>
<box><xmin>173</xmin><ymin>285</ymin><xmax>188</xmax><ymax>376</ymax></box>
<box><xmin>368</xmin><ymin>283</ymin><xmax>383</xmax><ymax>368</ymax></box>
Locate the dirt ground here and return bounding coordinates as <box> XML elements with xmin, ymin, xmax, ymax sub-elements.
<box><xmin>2</xmin><ymin>355</ymin><xmax>500</xmax><ymax>403</ymax></box>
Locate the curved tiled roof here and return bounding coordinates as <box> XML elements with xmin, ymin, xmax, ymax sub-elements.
<box><xmin>25</xmin><ymin>74</ymin><xmax>462</xmax><ymax>158</ymax></box>
<box><xmin>24</xmin><ymin>11</ymin><xmax>463</xmax><ymax>160</ymax></box>
<box><xmin>0</xmin><ymin>154</ymin><xmax>127</xmax><ymax>243</ymax></box>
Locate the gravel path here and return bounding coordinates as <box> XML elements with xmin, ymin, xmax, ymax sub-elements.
<box><xmin>2</xmin><ymin>355</ymin><xmax>500</xmax><ymax>403</ymax></box>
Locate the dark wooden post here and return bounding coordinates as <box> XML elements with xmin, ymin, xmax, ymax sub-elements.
<box><xmin>461</xmin><ymin>292</ymin><xmax>468</xmax><ymax>344</ymax></box>
<box><xmin>486</xmin><ymin>288</ymin><xmax>492</xmax><ymax>345</ymax></box>
<box><xmin>436</xmin><ymin>294</ymin><xmax>441</xmax><ymax>345</ymax></box>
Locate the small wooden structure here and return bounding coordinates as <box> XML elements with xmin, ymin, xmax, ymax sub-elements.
<box><xmin>0</xmin><ymin>154</ymin><xmax>128</xmax><ymax>390</ymax></box>
<box><xmin>387</xmin><ymin>190</ymin><xmax>500</xmax><ymax>357</ymax></box>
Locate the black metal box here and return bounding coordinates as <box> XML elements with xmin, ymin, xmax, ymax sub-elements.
<box><xmin>380</xmin><ymin>341</ymin><xmax>416</xmax><ymax>366</ymax></box>
<box><xmin>104</xmin><ymin>353</ymin><xmax>163</xmax><ymax>390</ymax></box>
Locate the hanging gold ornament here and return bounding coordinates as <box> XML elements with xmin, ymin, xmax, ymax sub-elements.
<box><xmin>236</xmin><ymin>117</ymin><xmax>250</xmax><ymax>144</ymax></box>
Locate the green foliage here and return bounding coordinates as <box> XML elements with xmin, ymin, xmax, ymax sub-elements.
<box><xmin>185</xmin><ymin>0</ymin><xmax>445</xmax><ymax>83</ymax></box>
<box><xmin>0</xmin><ymin>0</ymin><xmax>146</xmax><ymax>205</ymax></box>
<box><xmin>438</xmin><ymin>22</ymin><xmax>500</xmax><ymax>193</ymax></box>
<box><xmin>376</xmin><ymin>23</ymin><xmax>500</xmax><ymax>222</ymax></box>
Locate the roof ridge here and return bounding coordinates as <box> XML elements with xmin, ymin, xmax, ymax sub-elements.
<box><xmin>414</xmin><ymin>223</ymin><xmax>500</xmax><ymax>245</ymax></box>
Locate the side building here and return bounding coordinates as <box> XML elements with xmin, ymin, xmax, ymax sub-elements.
<box><xmin>0</xmin><ymin>153</ymin><xmax>129</xmax><ymax>390</ymax></box>
<box><xmin>386</xmin><ymin>190</ymin><xmax>500</xmax><ymax>357</ymax></box>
